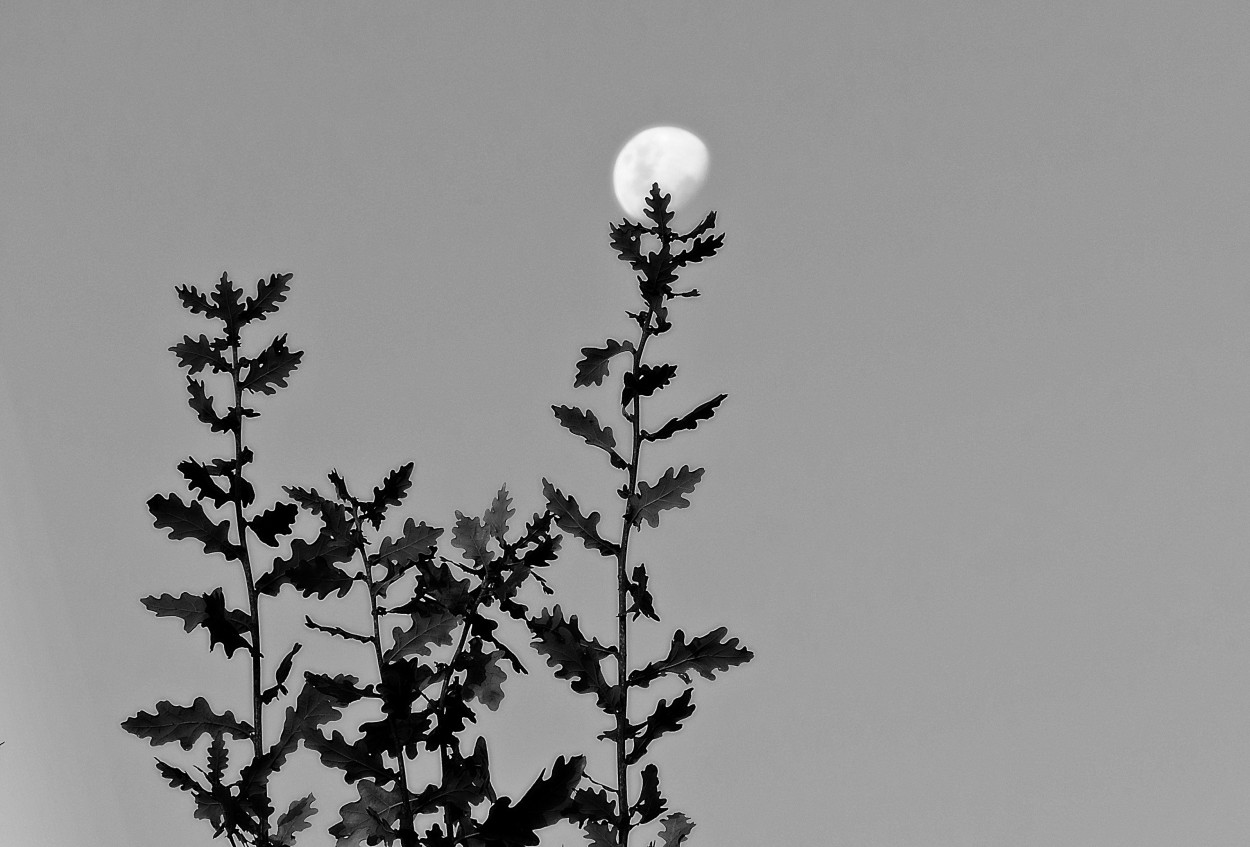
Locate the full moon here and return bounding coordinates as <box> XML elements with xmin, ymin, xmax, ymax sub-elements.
<box><xmin>612</xmin><ymin>126</ymin><xmax>710</xmax><ymax>220</ymax></box>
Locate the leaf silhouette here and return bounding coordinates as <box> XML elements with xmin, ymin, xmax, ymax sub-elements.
<box><xmin>240</xmin><ymin>333</ymin><xmax>302</xmax><ymax>395</ymax></box>
<box><xmin>211</xmin><ymin>273</ymin><xmax>246</xmax><ymax>326</ymax></box>
<box><xmin>625</xmin><ymin>564</ymin><xmax>659</xmax><ymax>622</ymax></box>
<box><xmin>201</xmin><ymin>587</ymin><xmax>253</xmax><ymax>658</ymax></box>
<box><xmin>177</xmin><ymin>458</ymin><xmax>231</xmax><ymax>508</ymax></box>
<box><xmin>360</xmin><ymin>462</ymin><xmax>414</xmax><ymax>528</ymax></box>
<box><xmin>631</xmin><ymin>763</ymin><xmax>666</xmax><ymax>826</ymax></box>
<box><xmin>141</xmin><ymin>591</ymin><xmax>251</xmax><ymax>635</ymax></box>
<box><xmin>629</xmin><ymin>466</ymin><xmax>704</xmax><ymax>529</ymax></box>
<box><xmin>609</xmin><ymin>220</ymin><xmax>648</xmax><ymax>271</ymax></box>
<box><xmin>122</xmin><ymin>697</ymin><xmax>253</xmax><ymax>750</ymax></box>
<box><xmin>247</xmin><ymin>675</ymin><xmax>352</xmax><ymax>787</ymax></box>
<box><xmin>175</xmin><ymin>283</ymin><xmax>217</xmax><ymax>318</ymax></box>
<box><xmin>329</xmin><ymin>779</ymin><xmax>403</xmax><ymax>847</ymax></box>
<box><xmin>526</xmin><ymin>606</ymin><xmax>617</xmax><ymax>710</ymax></box>
<box><xmin>304</xmin><ymin>615</ymin><xmax>372</xmax><ymax>644</ymax></box>
<box><xmin>463</xmin><ymin>650</ymin><xmax>508</xmax><ymax>711</ymax></box>
<box><xmin>384</xmin><ymin>611</ymin><xmax>458</xmax><ymax>663</ymax></box>
<box><xmin>672</xmin><ymin>233</ymin><xmax>723</xmax><ymax>268</ymax></box>
<box><xmin>170</xmin><ymin>334</ymin><xmax>227</xmax><ymax>375</ymax></box>
<box><xmin>306</xmin><ymin>730</ymin><xmax>395</xmax><ymax>785</ymax></box>
<box><xmin>452</xmin><ymin>511</ymin><xmax>494</xmax><ymax>567</ymax></box>
<box><xmin>240</xmin><ymin>273</ymin><xmax>292</xmax><ymax>325</ymax></box>
<box><xmin>274</xmin><ymin>794</ymin><xmax>316</xmax><ymax>847</ymax></box>
<box><xmin>472</xmin><ymin>755</ymin><xmax>586</xmax><ymax>846</ymax></box>
<box><xmin>542</xmin><ymin>479</ymin><xmax>618</xmax><ymax>556</ymax></box>
<box><xmin>626</xmin><ymin>688</ymin><xmax>695</xmax><ymax>764</ymax></box>
<box><xmin>206</xmin><ymin>732</ymin><xmax>229</xmax><ymax>785</ymax></box>
<box><xmin>262</xmin><ymin>642</ymin><xmax>304</xmax><ymax>705</ymax></box>
<box><xmin>574</xmin><ymin>339</ymin><xmax>634</xmax><ymax>388</ymax></box>
<box><xmin>552</xmin><ymin>406</ymin><xmax>626</xmax><ymax>468</ymax></box>
<box><xmin>258</xmin><ymin>528</ymin><xmax>356</xmax><ymax>597</ymax></box>
<box><xmin>642</xmin><ymin>394</ymin><xmax>726</xmax><ymax>442</ymax></box>
<box><xmin>629</xmin><ymin>627</ymin><xmax>753</xmax><ymax>687</ymax></box>
<box><xmin>483</xmin><ymin>484</ymin><xmax>514</xmax><ymax>543</ymax></box>
<box><xmin>185</xmin><ymin>378</ymin><xmax>225</xmax><ymax>432</ymax></box>
<box><xmin>249</xmin><ymin>502</ymin><xmax>299</xmax><ymax>547</ymax></box>
<box><xmin>643</xmin><ymin>185</ymin><xmax>674</xmax><ymax>229</ymax></box>
<box><xmin>582</xmin><ymin>822</ymin><xmax>616</xmax><ymax>847</ymax></box>
<box><xmin>377</xmin><ymin>517</ymin><xmax>442</xmax><ymax>567</ymax></box>
<box><xmin>148</xmin><ymin>493</ymin><xmax>241</xmax><ymax>561</ymax></box>
<box><xmin>565</xmin><ymin>786</ymin><xmax>616</xmax><ymax>825</ymax></box>
<box><xmin>621</xmin><ymin>363</ymin><xmax>677</xmax><ymax>408</ymax></box>
<box><xmin>656</xmin><ymin>812</ymin><xmax>696</xmax><ymax>846</ymax></box>
<box><xmin>155</xmin><ymin>758</ymin><xmax>204</xmax><ymax>795</ymax></box>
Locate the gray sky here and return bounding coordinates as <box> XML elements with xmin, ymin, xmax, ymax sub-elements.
<box><xmin>4</xmin><ymin>3</ymin><xmax>1250</xmax><ymax>845</ymax></box>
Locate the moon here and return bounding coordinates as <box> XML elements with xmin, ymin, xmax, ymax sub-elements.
<box><xmin>612</xmin><ymin>126</ymin><xmax>710</xmax><ymax>220</ymax></box>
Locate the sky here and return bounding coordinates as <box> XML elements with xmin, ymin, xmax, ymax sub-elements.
<box><xmin>4</xmin><ymin>2</ymin><xmax>1250</xmax><ymax>845</ymax></box>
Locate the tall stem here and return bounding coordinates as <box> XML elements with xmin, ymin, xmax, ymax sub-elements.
<box><xmin>229</xmin><ymin>336</ymin><xmax>268</xmax><ymax>847</ymax></box>
<box><xmin>614</xmin><ymin>306</ymin><xmax>657</xmax><ymax>847</ymax></box>
<box><xmin>351</xmin><ymin>506</ymin><xmax>419</xmax><ymax>847</ymax></box>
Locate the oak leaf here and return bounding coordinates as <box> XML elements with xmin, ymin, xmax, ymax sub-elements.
<box><xmin>629</xmin><ymin>466</ymin><xmax>704</xmax><ymax>529</ymax></box>
<box><xmin>122</xmin><ymin>697</ymin><xmax>252</xmax><ymax>750</ymax></box>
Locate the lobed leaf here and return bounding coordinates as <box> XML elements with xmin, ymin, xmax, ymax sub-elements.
<box><xmin>249</xmin><ymin>501</ymin><xmax>299</xmax><ymax>547</ymax></box>
<box><xmin>552</xmin><ymin>406</ymin><xmax>626</xmax><ymax>469</ymax></box>
<box><xmin>463</xmin><ymin>650</ymin><xmax>508</xmax><ymax>711</ymax></box>
<box><xmin>248</xmin><ymin>675</ymin><xmax>352</xmax><ymax>787</ymax></box>
<box><xmin>274</xmin><ymin>794</ymin><xmax>317</xmax><ymax>847</ymax></box>
<box><xmin>626</xmin><ymin>689</ymin><xmax>695</xmax><ymax>764</ymax></box>
<box><xmin>141</xmin><ymin>591</ymin><xmax>250</xmax><ymax>636</ymax></box>
<box><xmin>177</xmin><ymin>458</ymin><xmax>231</xmax><ymax>509</ymax></box>
<box><xmin>147</xmin><ymin>493</ymin><xmax>241</xmax><ymax>561</ymax></box>
<box><xmin>621</xmin><ymin>363</ymin><xmax>677</xmax><ymax>408</ymax></box>
<box><xmin>656</xmin><ymin>812</ymin><xmax>696</xmax><ymax>846</ymax></box>
<box><xmin>643</xmin><ymin>185</ymin><xmax>674</xmax><ymax>229</ymax></box>
<box><xmin>676</xmin><ymin>210</ymin><xmax>717</xmax><ymax>242</ymax></box>
<box><xmin>206</xmin><ymin>732</ymin><xmax>229</xmax><ymax>785</ymax></box>
<box><xmin>672</xmin><ymin>233</ymin><xmax>724</xmax><ymax>268</ymax></box>
<box><xmin>377</xmin><ymin>517</ymin><xmax>442</xmax><ymax>567</ymax></box>
<box><xmin>170</xmin><ymin>334</ymin><xmax>227</xmax><ymax>375</ymax></box>
<box><xmin>574</xmin><ymin>339</ymin><xmax>634</xmax><ymax>388</ymax></box>
<box><xmin>360</xmin><ymin>462</ymin><xmax>414</xmax><ymax>529</ymax></box>
<box><xmin>240</xmin><ymin>273</ymin><xmax>292</xmax><ymax>325</ymax></box>
<box><xmin>526</xmin><ymin>605</ymin><xmax>617</xmax><ymax>711</ymax></box>
<box><xmin>629</xmin><ymin>627</ymin><xmax>753</xmax><ymax>687</ymax></box>
<box><xmin>258</xmin><ymin>528</ymin><xmax>356</xmax><ymax>598</ymax></box>
<box><xmin>642</xmin><ymin>394</ymin><xmax>726</xmax><ymax>442</ymax></box>
<box><xmin>201</xmin><ymin>587</ymin><xmax>253</xmax><ymax>658</ymax></box>
<box><xmin>122</xmin><ymin>697</ymin><xmax>253</xmax><ymax>750</ymax></box>
<box><xmin>240</xmin><ymin>333</ymin><xmax>303</xmax><ymax>395</ymax></box>
<box><xmin>155</xmin><ymin>758</ymin><xmax>204</xmax><ymax>795</ymax></box>
<box><xmin>609</xmin><ymin>220</ymin><xmax>648</xmax><ymax>271</ymax></box>
<box><xmin>473</xmin><ymin>755</ymin><xmax>586</xmax><ymax>847</ymax></box>
<box><xmin>175</xmin><ymin>283</ymin><xmax>217</xmax><ymax>319</ymax></box>
<box><xmin>483</xmin><ymin>484</ymin><xmax>514</xmax><ymax>543</ymax></box>
<box><xmin>542</xmin><ymin>479</ymin><xmax>618</xmax><ymax>556</ymax></box>
<box><xmin>329</xmin><ymin>779</ymin><xmax>403</xmax><ymax>847</ymax></box>
<box><xmin>306</xmin><ymin>730</ymin><xmax>395</xmax><ymax>785</ymax></box>
<box><xmin>625</xmin><ymin>563</ymin><xmax>659</xmax><ymax>622</ymax></box>
<box><xmin>452</xmin><ymin>511</ymin><xmax>494</xmax><ymax>567</ymax></box>
<box><xmin>582</xmin><ymin>822</ymin><xmax>616</xmax><ymax>847</ymax></box>
<box><xmin>632</xmin><ymin>763</ymin><xmax>666</xmax><ymax>826</ymax></box>
<box><xmin>565</xmin><ymin>786</ymin><xmax>616</xmax><ymax>825</ymax></box>
<box><xmin>185</xmin><ymin>378</ymin><xmax>232</xmax><ymax>433</ymax></box>
<box><xmin>629</xmin><ymin>466</ymin><xmax>704</xmax><ymax>530</ymax></box>
<box><xmin>211</xmin><ymin>273</ymin><xmax>246</xmax><ymax>326</ymax></box>
<box><xmin>383</xmin><ymin>611</ymin><xmax>458</xmax><ymax>663</ymax></box>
